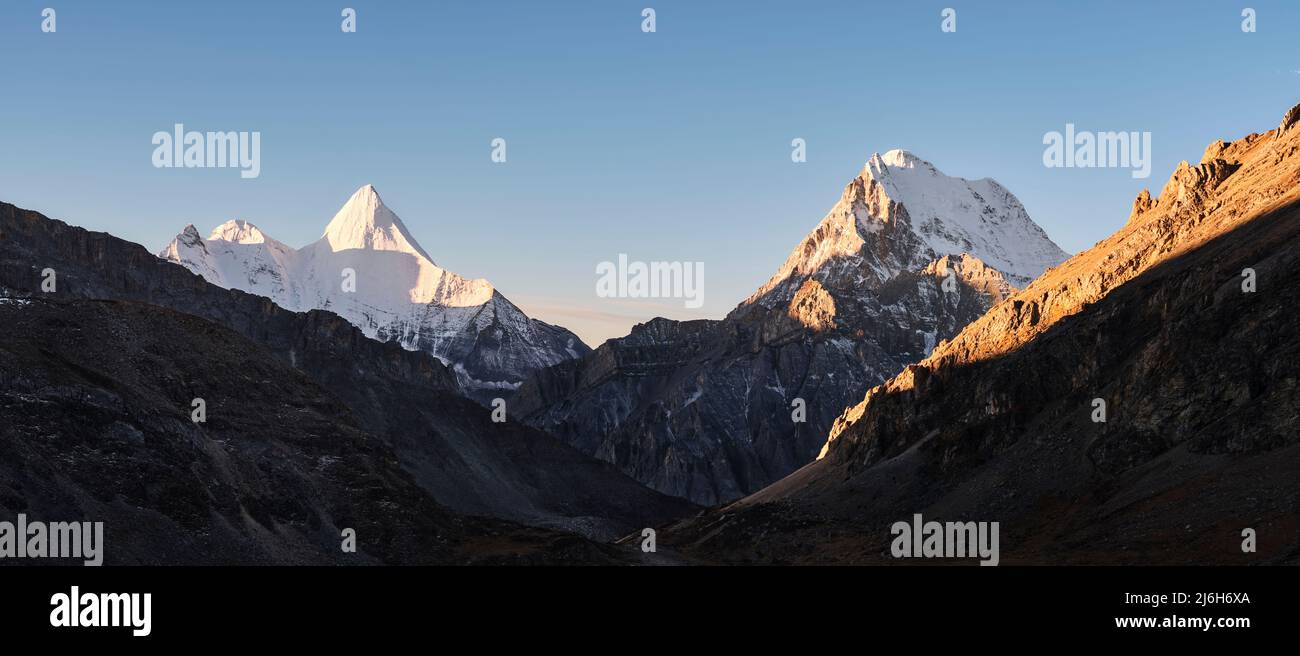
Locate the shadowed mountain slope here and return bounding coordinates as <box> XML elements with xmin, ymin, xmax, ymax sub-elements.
<box><xmin>0</xmin><ymin>202</ymin><xmax>694</xmax><ymax>543</ymax></box>
<box><xmin>0</xmin><ymin>296</ymin><xmax>635</xmax><ymax>564</ymax></box>
<box><xmin>661</xmin><ymin>103</ymin><xmax>1300</xmax><ymax>564</ymax></box>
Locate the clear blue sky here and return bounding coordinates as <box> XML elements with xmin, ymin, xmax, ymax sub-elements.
<box><xmin>1</xmin><ymin>1</ymin><xmax>1296</xmax><ymax>345</ymax></box>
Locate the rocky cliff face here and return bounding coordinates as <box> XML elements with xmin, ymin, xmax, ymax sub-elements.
<box><xmin>0</xmin><ymin>202</ymin><xmax>693</xmax><ymax>543</ymax></box>
<box><xmin>662</xmin><ymin>104</ymin><xmax>1300</xmax><ymax>564</ymax></box>
<box><xmin>514</xmin><ymin>152</ymin><xmax>1065</xmax><ymax>505</ymax></box>
<box><xmin>158</xmin><ymin>185</ymin><xmax>590</xmax><ymax>401</ymax></box>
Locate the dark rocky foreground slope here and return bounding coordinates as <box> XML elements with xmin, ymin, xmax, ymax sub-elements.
<box><xmin>0</xmin><ymin>202</ymin><xmax>693</xmax><ymax>551</ymax></box>
<box><xmin>660</xmin><ymin>104</ymin><xmax>1300</xmax><ymax>565</ymax></box>
<box><xmin>0</xmin><ymin>297</ymin><xmax>636</xmax><ymax>564</ymax></box>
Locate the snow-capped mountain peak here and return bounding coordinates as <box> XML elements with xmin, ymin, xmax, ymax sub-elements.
<box><xmin>321</xmin><ymin>184</ymin><xmax>433</xmax><ymax>262</ymax></box>
<box><xmin>209</xmin><ymin>219</ymin><xmax>271</xmax><ymax>244</ymax></box>
<box><xmin>858</xmin><ymin>150</ymin><xmax>1068</xmax><ymax>284</ymax></box>
<box><xmin>748</xmin><ymin>151</ymin><xmax>1069</xmax><ymax>307</ymax></box>
<box><xmin>158</xmin><ymin>185</ymin><xmax>590</xmax><ymax>398</ymax></box>
<box><xmin>873</xmin><ymin>148</ymin><xmax>931</xmax><ymax>171</ymax></box>
<box><xmin>178</xmin><ymin>224</ymin><xmax>203</xmax><ymax>244</ymax></box>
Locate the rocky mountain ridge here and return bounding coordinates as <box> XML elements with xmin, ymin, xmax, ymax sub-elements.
<box><xmin>662</xmin><ymin>103</ymin><xmax>1300</xmax><ymax>565</ymax></box>
<box><xmin>0</xmin><ymin>201</ymin><xmax>693</xmax><ymax>543</ymax></box>
<box><xmin>515</xmin><ymin>152</ymin><xmax>1067</xmax><ymax>505</ymax></box>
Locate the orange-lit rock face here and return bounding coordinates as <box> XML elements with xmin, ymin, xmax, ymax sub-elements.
<box><xmin>919</xmin><ymin>108</ymin><xmax>1298</xmax><ymax>379</ymax></box>
<box><xmin>670</xmin><ymin>105</ymin><xmax>1300</xmax><ymax>566</ymax></box>
<box><xmin>823</xmin><ymin>101</ymin><xmax>1300</xmax><ymax>470</ymax></box>
<box><xmin>786</xmin><ymin>278</ymin><xmax>837</xmax><ymax>332</ymax></box>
